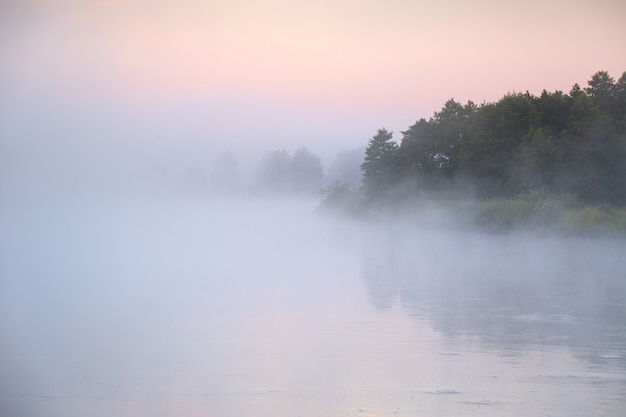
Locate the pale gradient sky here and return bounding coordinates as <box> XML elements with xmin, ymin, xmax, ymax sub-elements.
<box><xmin>1</xmin><ymin>0</ymin><xmax>626</xmax><ymax>159</ymax></box>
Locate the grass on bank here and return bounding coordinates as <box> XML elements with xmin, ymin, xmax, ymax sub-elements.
<box><xmin>473</xmin><ymin>189</ymin><xmax>626</xmax><ymax>236</ymax></box>
<box><xmin>317</xmin><ymin>184</ymin><xmax>626</xmax><ymax>237</ymax></box>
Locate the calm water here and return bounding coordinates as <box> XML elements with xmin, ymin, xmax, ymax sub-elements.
<box><xmin>1</xmin><ymin>197</ymin><xmax>625</xmax><ymax>417</ymax></box>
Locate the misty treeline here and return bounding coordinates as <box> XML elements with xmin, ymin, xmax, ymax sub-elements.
<box><xmin>256</xmin><ymin>147</ymin><xmax>324</xmax><ymax>194</ymax></box>
<box><xmin>360</xmin><ymin>70</ymin><xmax>626</xmax><ymax>205</ymax></box>
<box><xmin>205</xmin><ymin>146</ymin><xmax>324</xmax><ymax>195</ymax></box>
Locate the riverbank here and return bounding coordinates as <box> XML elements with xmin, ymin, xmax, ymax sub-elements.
<box><xmin>317</xmin><ymin>185</ymin><xmax>626</xmax><ymax>237</ymax></box>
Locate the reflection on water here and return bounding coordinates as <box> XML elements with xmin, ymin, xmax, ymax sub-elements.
<box><xmin>1</xmin><ymin>199</ymin><xmax>625</xmax><ymax>416</ymax></box>
<box><xmin>361</xmin><ymin>224</ymin><xmax>626</xmax><ymax>358</ymax></box>
<box><xmin>360</xmin><ymin>222</ymin><xmax>626</xmax><ymax>416</ymax></box>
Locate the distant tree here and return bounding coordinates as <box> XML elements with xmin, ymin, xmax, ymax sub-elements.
<box><xmin>289</xmin><ymin>147</ymin><xmax>324</xmax><ymax>194</ymax></box>
<box><xmin>398</xmin><ymin>118</ymin><xmax>436</xmax><ymax>189</ymax></box>
<box><xmin>613</xmin><ymin>72</ymin><xmax>626</xmax><ymax>133</ymax></box>
<box><xmin>258</xmin><ymin>149</ymin><xmax>291</xmax><ymax>193</ymax></box>
<box><xmin>326</xmin><ymin>147</ymin><xmax>365</xmax><ymax>188</ymax></box>
<box><xmin>536</xmin><ymin>89</ymin><xmax>571</xmax><ymax>139</ymax></box>
<box><xmin>459</xmin><ymin>93</ymin><xmax>539</xmax><ymax>196</ymax></box>
<box><xmin>209</xmin><ymin>151</ymin><xmax>240</xmax><ymax>194</ymax></box>
<box><xmin>349</xmin><ymin>70</ymin><xmax>626</xmax><ymax>206</ymax></box>
<box><xmin>431</xmin><ymin>99</ymin><xmax>476</xmax><ymax>173</ymax></box>
<box><xmin>459</xmin><ymin>102</ymin><xmax>515</xmax><ymax>195</ymax></box>
<box><xmin>400</xmin><ymin>99</ymin><xmax>475</xmax><ymax>189</ymax></box>
<box><xmin>585</xmin><ymin>70</ymin><xmax>616</xmax><ymax>119</ymax></box>
<box><xmin>512</xmin><ymin>127</ymin><xmax>555</xmax><ymax>190</ymax></box>
<box><xmin>556</xmin><ymin>91</ymin><xmax>626</xmax><ymax>203</ymax></box>
<box><xmin>361</xmin><ymin>128</ymin><xmax>399</xmax><ymax>198</ymax></box>
<box><xmin>569</xmin><ymin>83</ymin><xmax>583</xmax><ymax>99</ymax></box>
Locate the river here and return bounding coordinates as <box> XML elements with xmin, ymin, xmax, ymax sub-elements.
<box><xmin>1</xmin><ymin>197</ymin><xmax>625</xmax><ymax>416</ymax></box>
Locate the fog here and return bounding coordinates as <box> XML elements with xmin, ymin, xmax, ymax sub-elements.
<box><xmin>1</xmin><ymin>86</ymin><xmax>625</xmax><ymax>417</ymax></box>
<box><xmin>2</xmin><ymin>1</ymin><xmax>625</xmax><ymax>414</ymax></box>
<box><xmin>1</xmin><ymin>177</ymin><xmax>625</xmax><ymax>416</ymax></box>
<box><xmin>1</xmin><ymin>89</ymin><xmax>625</xmax><ymax>415</ymax></box>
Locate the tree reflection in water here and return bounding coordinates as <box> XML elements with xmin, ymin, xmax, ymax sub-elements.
<box><xmin>360</xmin><ymin>225</ymin><xmax>626</xmax><ymax>369</ymax></box>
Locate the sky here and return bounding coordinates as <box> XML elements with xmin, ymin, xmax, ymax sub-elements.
<box><xmin>1</xmin><ymin>0</ymin><xmax>626</xmax><ymax>175</ymax></box>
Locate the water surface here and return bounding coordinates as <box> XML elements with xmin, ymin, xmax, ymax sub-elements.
<box><xmin>1</xmin><ymin>197</ymin><xmax>625</xmax><ymax>416</ymax></box>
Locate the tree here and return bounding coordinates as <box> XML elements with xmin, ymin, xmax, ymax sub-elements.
<box><xmin>585</xmin><ymin>70</ymin><xmax>616</xmax><ymax>119</ymax></box>
<box><xmin>398</xmin><ymin>118</ymin><xmax>435</xmax><ymax>189</ymax></box>
<box><xmin>361</xmin><ymin>128</ymin><xmax>399</xmax><ymax>198</ymax></box>
<box><xmin>458</xmin><ymin>102</ymin><xmax>515</xmax><ymax>196</ymax></box>
<box><xmin>350</xmin><ymin>70</ymin><xmax>626</xmax><ymax>205</ymax></box>
<box><xmin>536</xmin><ymin>89</ymin><xmax>572</xmax><ymax>139</ymax></box>
<box><xmin>430</xmin><ymin>99</ymin><xmax>476</xmax><ymax>177</ymax></box>
<box><xmin>289</xmin><ymin>147</ymin><xmax>324</xmax><ymax>194</ymax></box>
<box><xmin>458</xmin><ymin>93</ymin><xmax>540</xmax><ymax>196</ymax></box>
<box><xmin>556</xmin><ymin>91</ymin><xmax>626</xmax><ymax>203</ymax></box>
<box><xmin>258</xmin><ymin>149</ymin><xmax>291</xmax><ymax>193</ymax></box>
<box><xmin>327</xmin><ymin>147</ymin><xmax>365</xmax><ymax>188</ymax></box>
<box><xmin>570</xmin><ymin>83</ymin><xmax>583</xmax><ymax>99</ymax></box>
<box><xmin>209</xmin><ymin>151</ymin><xmax>240</xmax><ymax>194</ymax></box>
<box><xmin>512</xmin><ymin>127</ymin><xmax>556</xmax><ymax>190</ymax></box>
<box><xmin>614</xmin><ymin>72</ymin><xmax>626</xmax><ymax>133</ymax></box>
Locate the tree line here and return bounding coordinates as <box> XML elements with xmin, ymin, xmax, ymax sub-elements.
<box><xmin>256</xmin><ymin>147</ymin><xmax>324</xmax><ymax>194</ymax></box>
<box><xmin>361</xmin><ymin>71</ymin><xmax>626</xmax><ymax>205</ymax></box>
<box><xmin>209</xmin><ymin>147</ymin><xmax>325</xmax><ymax>195</ymax></box>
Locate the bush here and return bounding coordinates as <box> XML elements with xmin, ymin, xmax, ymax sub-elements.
<box><xmin>473</xmin><ymin>189</ymin><xmax>581</xmax><ymax>232</ymax></box>
<box><xmin>559</xmin><ymin>205</ymin><xmax>626</xmax><ymax>236</ymax></box>
<box><xmin>316</xmin><ymin>182</ymin><xmax>367</xmax><ymax>217</ymax></box>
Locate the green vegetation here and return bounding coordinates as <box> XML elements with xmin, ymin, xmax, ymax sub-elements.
<box><xmin>316</xmin><ymin>181</ymin><xmax>367</xmax><ymax>217</ymax></box>
<box><xmin>319</xmin><ymin>71</ymin><xmax>626</xmax><ymax>236</ymax></box>
<box><xmin>473</xmin><ymin>190</ymin><xmax>626</xmax><ymax>236</ymax></box>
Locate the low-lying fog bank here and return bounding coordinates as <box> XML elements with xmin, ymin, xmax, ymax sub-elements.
<box><xmin>1</xmin><ymin>194</ymin><xmax>625</xmax><ymax>416</ymax></box>
<box><xmin>360</xmin><ymin>217</ymin><xmax>626</xmax><ymax>334</ymax></box>
<box><xmin>318</xmin><ymin>185</ymin><xmax>626</xmax><ymax>237</ymax></box>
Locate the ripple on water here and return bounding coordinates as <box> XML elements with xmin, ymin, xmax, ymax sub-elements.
<box><xmin>595</xmin><ymin>354</ymin><xmax>621</xmax><ymax>359</ymax></box>
<box><xmin>423</xmin><ymin>388</ymin><xmax>462</xmax><ymax>394</ymax></box>
<box><xmin>459</xmin><ymin>399</ymin><xmax>502</xmax><ymax>405</ymax></box>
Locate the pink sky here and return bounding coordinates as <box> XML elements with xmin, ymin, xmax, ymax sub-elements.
<box><xmin>2</xmin><ymin>0</ymin><xmax>626</xmax><ymax>152</ymax></box>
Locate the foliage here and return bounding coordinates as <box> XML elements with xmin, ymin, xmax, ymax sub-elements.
<box><xmin>469</xmin><ymin>189</ymin><xmax>626</xmax><ymax>236</ymax></box>
<box><xmin>473</xmin><ymin>189</ymin><xmax>579</xmax><ymax>232</ymax></box>
<box><xmin>316</xmin><ymin>181</ymin><xmax>366</xmax><ymax>217</ymax></box>
<box><xmin>290</xmin><ymin>147</ymin><xmax>324</xmax><ymax>194</ymax></box>
<box><xmin>258</xmin><ymin>147</ymin><xmax>324</xmax><ymax>194</ymax></box>
<box><xmin>360</xmin><ymin>70</ymin><xmax>626</xmax><ymax>206</ymax></box>
<box><xmin>316</xmin><ymin>70</ymin><xmax>626</xmax><ymax>236</ymax></box>
<box><xmin>258</xmin><ymin>149</ymin><xmax>291</xmax><ymax>192</ymax></box>
<box><xmin>327</xmin><ymin>147</ymin><xmax>365</xmax><ymax>187</ymax></box>
<box><xmin>209</xmin><ymin>151</ymin><xmax>240</xmax><ymax>193</ymax></box>
<box><xmin>361</xmin><ymin>128</ymin><xmax>400</xmax><ymax>199</ymax></box>
<box><xmin>398</xmin><ymin>100</ymin><xmax>476</xmax><ymax>194</ymax></box>
<box><xmin>559</xmin><ymin>205</ymin><xmax>626</xmax><ymax>236</ymax></box>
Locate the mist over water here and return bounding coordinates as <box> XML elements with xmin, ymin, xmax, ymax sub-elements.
<box><xmin>1</xmin><ymin>193</ymin><xmax>625</xmax><ymax>417</ymax></box>
<box><xmin>2</xmin><ymin>1</ymin><xmax>625</xmax><ymax>414</ymax></box>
